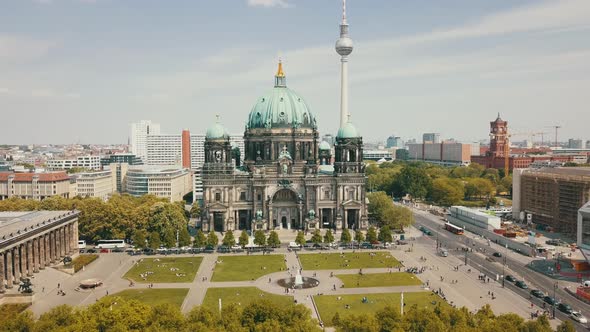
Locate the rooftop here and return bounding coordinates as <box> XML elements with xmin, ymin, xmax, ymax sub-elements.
<box><xmin>0</xmin><ymin>210</ymin><xmax>79</xmax><ymax>245</ymax></box>
<box><xmin>0</xmin><ymin>172</ymin><xmax>70</xmax><ymax>182</ymax></box>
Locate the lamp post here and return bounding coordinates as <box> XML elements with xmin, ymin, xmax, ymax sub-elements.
<box><xmin>552</xmin><ymin>281</ymin><xmax>558</xmax><ymax>319</ymax></box>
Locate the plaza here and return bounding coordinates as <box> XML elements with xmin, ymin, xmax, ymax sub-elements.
<box><xmin>6</xmin><ymin>227</ymin><xmax>541</xmax><ymax>329</ymax></box>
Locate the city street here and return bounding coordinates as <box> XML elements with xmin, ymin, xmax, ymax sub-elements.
<box><xmin>412</xmin><ymin>208</ymin><xmax>589</xmax><ymax>330</ymax></box>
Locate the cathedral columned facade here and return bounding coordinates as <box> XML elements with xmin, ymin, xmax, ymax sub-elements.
<box><xmin>201</xmin><ymin>63</ymin><xmax>368</xmax><ymax>232</ymax></box>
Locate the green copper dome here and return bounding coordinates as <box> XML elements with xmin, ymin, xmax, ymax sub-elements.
<box><xmin>247</xmin><ymin>62</ymin><xmax>317</xmax><ymax>130</ymax></box>
<box><xmin>206</xmin><ymin>121</ymin><xmax>229</xmax><ymax>139</ymax></box>
<box><xmin>337</xmin><ymin>122</ymin><xmax>360</xmax><ymax>138</ymax></box>
<box><xmin>319</xmin><ymin>141</ymin><xmax>331</xmax><ymax>150</ymax></box>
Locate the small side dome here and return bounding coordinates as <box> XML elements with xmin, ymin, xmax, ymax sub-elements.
<box><xmin>319</xmin><ymin>141</ymin><xmax>331</xmax><ymax>151</ymax></box>
<box><xmin>337</xmin><ymin>122</ymin><xmax>360</xmax><ymax>139</ymax></box>
<box><xmin>206</xmin><ymin>121</ymin><xmax>228</xmax><ymax>139</ymax></box>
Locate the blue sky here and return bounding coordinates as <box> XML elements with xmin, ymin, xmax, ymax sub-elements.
<box><xmin>1</xmin><ymin>0</ymin><xmax>589</xmax><ymax>145</ymax></box>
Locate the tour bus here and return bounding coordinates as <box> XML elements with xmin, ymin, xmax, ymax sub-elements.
<box><xmin>77</xmin><ymin>240</ymin><xmax>86</xmax><ymax>249</ymax></box>
<box><xmin>444</xmin><ymin>222</ymin><xmax>464</xmax><ymax>235</ymax></box>
<box><xmin>95</xmin><ymin>239</ymin><xmax>126</xmax><ymax>249</ymax></box>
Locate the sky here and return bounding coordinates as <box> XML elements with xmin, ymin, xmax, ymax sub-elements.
<box><xmin>0</xmin><ymin>0</ymin><xmax>589</xmax><ymax>145</ymax></box>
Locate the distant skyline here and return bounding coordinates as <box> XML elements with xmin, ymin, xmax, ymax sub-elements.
<box><xmin>1</xmin><ymin>0</ymin><xmax>589</xmax><ymax>144</ymax></box>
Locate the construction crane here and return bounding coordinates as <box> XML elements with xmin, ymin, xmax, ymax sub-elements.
<box><xmin>545</xmin><ymin>125</ymin><xmax>562</xmax><ymax>147</ymax></box>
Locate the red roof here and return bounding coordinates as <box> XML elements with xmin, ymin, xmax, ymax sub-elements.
<box><xmin>0</xmin><ymin>172</ymin><xmax>70</xmax><ymax>182</ymax></box>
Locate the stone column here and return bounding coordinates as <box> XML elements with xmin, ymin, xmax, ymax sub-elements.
<box><xmin>56</xmin><ymin>228</ymin><xmax>62</xmax><ymax>258</ymax></box>
<box><xmin>44</xmin><ymin>234</ymin><xmax>50</xmax><ymax>266</ymax></box>
<box><xmin>344</xmin><ymin>209</ymin><xmax>348</xmax><ymax>229</ymax></box>
<box><xmin>26</xmin><ymin>241</ymin><xmax>33</xmax><ymax>276</ymax></box>
<box><xmin>39</xmin><ymin>235</ymin><xmax>45</xmax><ymax>269</ymax></box>
<box><xmin>69</xmin><ymin>224</ymin><xmax>74</xmax><ymax>253</ymax></box>
<box><xmin>64</xmin><ymin>225</ymin><xmax>70</xmax><ymax>255</ymax></box>
<box><xmin>0</xmin><ymin>252</ymin><xmax>5</xmax><ymax>293</ymax></box>
<box><xmin>49</xmin><ymin>231</ymin><xmax>55</xmax><ymax>264</ymax></box>
<box><xmin>5</xmin><ymin>250</ymin><xmax>13</xmax><ymax>288</ymax></box>
<box><xmin>33</xmin><ymin>237</ymin><xmax>40</xmax><ymax>272</ymax></box>
<box><xmin>13</xmin><ymin>246</ymin><xmax>21</xmax><ymax>281</ymax></box>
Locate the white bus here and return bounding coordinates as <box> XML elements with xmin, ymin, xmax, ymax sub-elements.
<box><xmin>78</xmin><ymin>240</ymin><xmax>86</xmax><ymax>249</ymax></box>
<box><xmin>95</xmin><ymin>239</ymin><xmax>126</xmax><ymax>249</ymax></box>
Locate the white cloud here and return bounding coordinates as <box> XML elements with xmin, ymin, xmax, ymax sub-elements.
<box><xmin>247</xmin><ymin>0</ymin><xmax>292</xmax><ymax>9</ymax></box>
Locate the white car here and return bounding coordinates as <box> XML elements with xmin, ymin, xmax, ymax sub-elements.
<box><xmin>570</xmin><ymin>311</ymin><xmax>587</xmax><ymax>324</ymax></box>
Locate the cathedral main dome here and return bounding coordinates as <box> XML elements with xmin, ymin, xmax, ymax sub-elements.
<box><xmin>246</xmin><ymin>62</ymin><xmax>317</xmax><ymax>130</ymax></box>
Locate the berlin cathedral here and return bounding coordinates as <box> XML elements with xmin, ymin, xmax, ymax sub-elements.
<box><xmin>201</xmin><ymin>62</ymin><xmax>368</xmax><ymax>233</ymax></box>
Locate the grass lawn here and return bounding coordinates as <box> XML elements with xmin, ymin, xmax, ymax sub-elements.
<box><xmin>72</xmin><ymin>254</ymin><xmax>99</xmax><ymax>272</ymax></box>
<box><xmin>109</xmin><ymin>288</ymin><xmax>189</xmax><ymax>308</ymax></box>
<box><xmin>299</xmin><ymin>252</ymin><xmax>401</xmax><ymax>270</ymax></box>
<box><xmin>123</xmin><ymin>257</ymin><xmax>202</xmax><ymax>283</ymax></box>
<box><xmin>314</xmin><ymin>292</ymin><xmax>448</xmax><ymax>326</ymax></box>
<box><xmin>337</xmin><ymin>272</ymin><xmax>422</xmax><ymax>288</ymax></box>
<box><xmin>211</xmin><ymin>255</ymin><xmax>286</xmax><ymax>282</ymax></box>
<box><xmin>202</xmin><ymin>287</ymin><xmax>293</xmax><ymax>310</ymax></box>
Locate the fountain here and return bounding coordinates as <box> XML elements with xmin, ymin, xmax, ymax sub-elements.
<box><xmin>277</xmin><ymin>272</ymin><xmax>320</xmax><ymax>289</ymax></box>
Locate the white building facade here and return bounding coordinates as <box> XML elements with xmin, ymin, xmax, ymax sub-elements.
<box><xmin>129</xmin><ymin>120</ymin><xmax>161</xmax><ymax>162</ymax></box>
<box><xmin>46</xmin><ymin>155</ymin><xmax>101</xmax><ymax>171</ymax></box>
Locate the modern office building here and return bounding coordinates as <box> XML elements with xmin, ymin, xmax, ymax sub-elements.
<box><xmin>513</xmin><ymin>167</ymin><xmax>590</xmax><ymax>236</ymax></box>
<box><xmin>126</xmin><ymin>166</ymin><xmax>192</xmax><ymax>202</ymax></box>
<box><xmin>422</xmin><ymin>133</ymin><xmax>440</xmax><ymax>144</ymax></box>
<box><xmin>386</xmin><ymin>136</ymin><xmax>403</xmax><ymax>148</ymax></box>
<box><xmin>407</xmin><ymin>142</ymin><xmax>472</xmax><ymax>166</ymax></box>
<box><xmin>146</xmin><ymin>134</ymin><xmax>182</xmax><ymax>166</ymax></box>
<box><xmin>70</xmin><ymin>170</ymin><xmax>116</xmax><ymax>201</ymax></box>
<box><xmin>100</xmin><ymin>153</ymin><xmax>143</xmax><ymax>167</ymax></box>
<box><xmin>363</xmin><ymin>149</ymin><xmax>395</xmax><ymax>161</ymax></box>
<box><xmin>0</xmin><ymin>210</ymin><xmax>79</xmax><ymax>293</ymax></box>
<box><xmin>46</xmin><ymin>155</ymin><xmax>101</xmax><ymax>171</ymax></box>
<box><xmin>569</xmin><ymin>139</ymin><xmax>585</xmax><ymax>149</ymax></box>
<box><xmin>129</xmin><ymin>120</ymin><xmax>160</xmax><ymax>161</ymax></box>
<box><xmin>0</xmin><ymin>172</ymin><xmax>71</xmax><ymax>201</ymax></box>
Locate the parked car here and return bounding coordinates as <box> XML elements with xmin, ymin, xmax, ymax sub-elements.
<box><xmin>492</xmin><ymin>252</ymin><xmax>502</xmax><ymax>258</ymax></box>
<box><xmin>515</xmin><ymin>280</ymin><xmax>528</xmax><ymax>289</ymax></box>
<box><xmin>558</xmin><ymin>303</ymin><xmax>573</xmax><ymax>314</ymax></box>
<box><xmin>217</xmin><ymin>245</ymin><xmax>231</xmax><ymax>253</ymax></box>
<box><xmin>86</xmin><ymin>248</ymin><xmax>97</xmax><ymax>253</ymax></box>
<box><xmin>504</xmin><ymin>275</ymin><xmax>516</xmax><ymax>283</ymax></box>
<box><xmin>530</xmin><ymin>289</ymin><xmax>545</xmax><ymax>298</ymax></box>
<box><xmin>543</xmin><ymin>296</ymin><xmax>558</xmax><ymax>305</ymax></box>
<box><xmin>360</xmin><ymin>242</ymin><xmax>373</xmax><ymax>249</ymax></box>
<box><xmin>570</xmin><ymin>311</ymin><xmax>587</xmax><ymax>323</ymax></box>
<box><xmin>203</xmin><ymin>245</ymin><xmax>215</xmax><ymax>253</ymax></box>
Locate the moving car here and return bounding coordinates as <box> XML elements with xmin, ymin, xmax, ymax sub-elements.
<box><xmin>492</xmin><ymin>252</ymin><xmax>502</xmax><ymax>258</ymax></box>
<box><xmin>530</xmin><ymin>289</ymin><xmax>545</xmax><ymax>298</ymax></box>
<box><xmin>543</xmin><ymin>296</ymin><xmax>558</xmax><ymax>305</ymax></box>
<box><xmin>570</xmin><ymin>311</ymin><xmax>587</xmax><ymax>324</ymax></box>
<box><xmin>515</xmin><ymin>280</ymin><xmax>528</xmax><ymax>289</ymax></box>
<box><xmin>504</xmin><ymin>275</ymin><xmax>516</xmax><ymax>283</ymax></box>
<box><xmin>557</xmin><ymin>303</ymin><xmax>573</xmax><ymax>314</ymax></box>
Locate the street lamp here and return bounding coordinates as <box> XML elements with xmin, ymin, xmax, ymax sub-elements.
<box><xmin>553</xmin><ymin>281</ymin><xmax>558</xmax><ymax>319</ymax></box>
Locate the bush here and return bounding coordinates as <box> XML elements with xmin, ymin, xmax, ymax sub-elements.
<box><xmin>72</xmin><ymin>254</ymin><xmax>99</xmax><ymax>272</ymax></box>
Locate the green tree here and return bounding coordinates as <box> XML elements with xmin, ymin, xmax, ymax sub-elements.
<box><xmin>189</xmin><ymin>204</ymin><xmax>200</xmax><ymax>218</ymax></box>
<box><xmin>295</xmin><ymin>231</ymin><xmax>306</xmax><ymax>246</ymax></box>
<box><xmin>340</xmin><ymin>228</ymin><xmax>352</xmax><ymax>244</ymax></box>
<box><xmin>556</xmin><ymin>320</ymin><xmax>576</xmax><ymax>332</ymax></box>
<box><xmin>132</xmin><ymin>229</ymin><xmax>147</xmax><ymax>249</ymax></box>
<box><xmin>194</xmin><ymin>230</ymin><xmax>207</xmax><ymax>248</ymax></box>
<box><xmin>222</xmin><ymin>230</ymin><xmax>236</xmax><ymax>247</ymax></box>
<box><xmin>254</xmin><ymin>230</ymin><xmax>266</xmax><ymax>246</ymax></box>
<box><xmin>391</xmin><ymin>166</ymin><xmax>432</xmax><ymax>199</ymax></box>
<box><xmin>178</xmin><ymin>226</ymin><xmax>191</xmax><ymax>247</ymax></box>
<box><xmin>366</xmin><ymin>226</ymin><xmax>378</xmax><ymax>243</ymax></box>
<box><xmin>238</xmin><ymin>230</ymin><xmax>249</xmax><ymax>248</ymax></box>
<box><xmin>464</xmin><ymin>177</ymin><xmax>496</xmax><ymax>200</ymax></box>
<box><xmin>310</xmin><ymin>229</ymin><xmax>322</xmax><ymax>244</ymax></box>
<box><xmin>429</xmin><ymin>177</ymin><xmax>464</xmax><ymax>206</ymax></box>
<box><xmin>323</xmin><ymin>229</ymin><xmax>335</xmax><ymax>244</ymax></box>
<box><xmin>162</xmin><ymin>227</ymin><xmax>176</xmax><ymax>248</ymax></box>
<box><xmin>378</xmin><ymin>226</ymin><xmax>393</xmax><ymax>243</ymax></box>
<box><xmin>206</xmin><ymin>231</ymin><xmax>218</xmax><ymax>247</ymax></box>
<box><xmin>267</xmin><ymin>231</ymin><xmax>281</xmax><ymax>247</ymax></box>
<box><xmin>354</xmin><ymin>230</ymin><xmax>365</xmax><ymax>243</ymax></box>
<box><xmin>148</xmin><ymin>231</ymin><xmax>161</xmax><ymax>250</ymax></box>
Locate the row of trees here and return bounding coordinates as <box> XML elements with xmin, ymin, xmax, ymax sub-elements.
<box><xmin>367</xmin><ymin>161</ymin><xmax>513</xmax><ymax>207</ymax></box>
<box><xmin>0</xmin><ymin>195</ymin><xmax>190</xmax><ymax>246</ymax></box>
<box><xmin>333</xmin><ymin>303</ymin><xmax>576</xmax><ymax>332</ymax></box>
<box><xmin>1</xmin><ymin>298</ymin><xmax>576</xmax><ymax>332</ymax></box>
